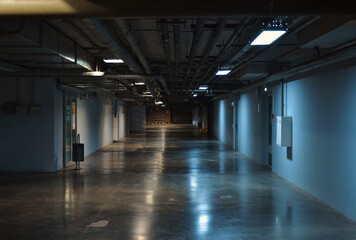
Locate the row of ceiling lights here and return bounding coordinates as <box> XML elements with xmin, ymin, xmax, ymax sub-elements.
<box><xmin>82</xmin><ymin>21</ymin><xmax>287</xmax><ymax>102</ymax></box>
<box><xmin>193</xmin><ymin>21</ymin><xmax>288</xmax><ymax>97</ymax></box>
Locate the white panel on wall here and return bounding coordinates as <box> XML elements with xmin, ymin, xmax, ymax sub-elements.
<box><xmin>276</xmin><ymin>116</ymin><xmax>292</xmax><ymax>147</ymax></box>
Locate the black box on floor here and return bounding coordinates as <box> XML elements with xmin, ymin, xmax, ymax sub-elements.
<box><xmin>73</xmin><ymin>143</ymin><xmax>84</xmax><ymax>162</ymax></box>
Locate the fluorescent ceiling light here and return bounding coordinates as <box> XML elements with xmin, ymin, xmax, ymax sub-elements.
<box><xmin>155</xmin><ymin>101</ymin><xmax>163</xmax><ymax>105</ymax></box>
<box><xmin>59</xmin><ymin>54</ymin><xmax>75</xmax><ymax>63</ymax></box>
<box><xmin>251</xmin><ymin>30</ymin><xmax>286</xmax><ymax>46</ymax></box>
<box><xmin>144</xmin><ymin>94</ymin><xmax>153</xmax><ymax>97</ymax></box>
<box><xmin>83</xmin><ymin>71</ymin><xmax>105</xmax><ymax>77</ymax></box>
<box><xmin>103</xmin><ymin>59</ymin><xmax>124</xmax><ymax>63</ymax></box>
<box><xmin>199</xmin><ymin>86</ymin><xmax>208</xmax><ymax>90</ymax></box>
<box><xmin>135</xmin><ymin>82</ymin><xmax>145</xmax><ymax>86</ymax></box>
<box><xmin>216</xmin><ymin>70</ymin><xmax>231</xmax><ymax>76</ymax></box>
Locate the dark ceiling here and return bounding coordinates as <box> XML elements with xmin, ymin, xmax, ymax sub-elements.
<box><xmin>0</xmin><ymin>1</ymin><xmax>355</xmax><ymax>105</ymax></box>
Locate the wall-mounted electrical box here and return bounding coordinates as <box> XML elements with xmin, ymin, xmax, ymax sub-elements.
<box><xmin>276</xmin><ymin>116</ymin><xmax>292</xmax><ymax>147</ymax></box>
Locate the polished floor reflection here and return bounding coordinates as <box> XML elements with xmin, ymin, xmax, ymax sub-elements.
<box><xmin>1</xmin><ymin>124</ymin><xmax>356</xmax><ymax>240</ymax></box>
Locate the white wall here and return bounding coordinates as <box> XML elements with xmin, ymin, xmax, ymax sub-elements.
<box><xmin>271</xmin><ymin>66</ymin><xmax>356</xmax><ymax>221</ymax></box>
<box><xmin>117</xmin><ymin>100</ymin><xmax>129</xmax><ymax>140</ymax></box>
<box><xmin>53</xmin><ymin>88</ymin><xmax>63</xmax><ymax>170</ymax></box>
<box><xmin>0</xmin><ymin>78</ymin><xmax>57</xmax><ymax>172</ymax></box>
<box><xmin>77</xmin><ymin>98</ymin><xmax>113</xmax><ymax>156</ymax></box>
<box><xmin>211</xmin><ymin>97</ymin><xmax>234</xmax><ymax>148</ymax></box>
<box><xmin>237</xmin><ymin>90</ymin><xmax>263</xmax><ymax>164</ymax></box>
<box><xmin>223</xmin><ymin>65</ymin><xmax>356</xmax><ymax>221</ymax></box>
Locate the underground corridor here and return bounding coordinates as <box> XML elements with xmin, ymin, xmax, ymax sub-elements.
<box><xmin>0</xmin><ymin>1</ymin><xmax>356</xmax><ymax>239</ymax></box>
<box><xmin>1</xmin><ymin>125</ymin><xmax>356</xmax><ymax>240</ymax></box>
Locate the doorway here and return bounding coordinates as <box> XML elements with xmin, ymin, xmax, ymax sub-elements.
<box><xmin>63</xmin><ymin>93</ymin><xmax>77</xmax><ymax>167</ymax></box>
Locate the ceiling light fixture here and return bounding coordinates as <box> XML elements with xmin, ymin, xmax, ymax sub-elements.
<box><xmin>155</xmin><ymin>101</ymin><xmax>163</xmax><ymax>105</ymax></box>
<box><xmin>199</xmin><ymin>85</ymin><xmax>208</xmax><ymax>90</ymax></box>
<box><xmin>193</xmin><ymin>93</ymin><xmax>198</xmax><ymax>97</ymax></box>
<box><xmin>135</xmin><ymin>82</ymin><xmax>145</xmax><ymax>86</ymax></box>
<box><xmin>83</xmin><ymin>71</ymin><xmax>105</xmax><ymax>77</ymax></box>
<box><xmin>216</xmin><ymin>69</ymin><xmax>231</xmax><ymax>76</ymax></box>
<box><xmin>103</xmin><ymin>59</ymin><xmax>124</xmax><ymax>63</ymax></box>
<box><xmin>251</xmin><ymin>30</ymin><xmax>286</xmax><ymax>46</ymax></box>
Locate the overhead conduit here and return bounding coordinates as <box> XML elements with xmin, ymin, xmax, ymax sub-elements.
<box><xmin>196</xmin><ymin>17</ymin><xmax>250</xmax><ymax>87</ymax></box>
<box><xmin>173</xmin><ymin>18</ymin><xmax>181</xmax><ymax>92</ymax></box>
<box><xmin>115</xmin><ymin>19</ymin><xmax>170</xmax><ymax>95</ymax></box>
<box><xmin>214</xmin><ymin>43</ymin><xmax>356</xmax><ymax>99</ymax></box>
<box><xmin>82</xmin><ymin>19</ymin><xmax>160</xmax><ymax>101</ymax></box>
<box><xmin>182</xmin><ymin>18</ymin><xmax>205</xmax><ymax>93</ymax></box>
<box><xmin>187</xmin><ymin>18</ymin><xmax>227</xmax><ymax>91</ymax></box>
<box><xmin>160</xmin><ymin>19</ymin><xmax>174</xmax><ymax>90</ymax></box>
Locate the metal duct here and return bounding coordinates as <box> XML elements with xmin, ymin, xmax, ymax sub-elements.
<box><xmin>230</xmin><ymin>43</ymin><xmax>356</xmax><ymax>94</ymax></box>
<box><xmin>195</xmin><ymin>17</ymin><xmax>250</xmax><ymax>87</ymax></box>
<box><xmin>188</xmin><ymin>18</ymin><xmax>227</xmax><ymax>90</ymax></box>
<box><xmin>160</xmin><ymin>19</ymin><xmax>173</xmax><ymax>90</ymax></box>
<box><xmin>173</xmin><ymin>18</ymin><xmax>181</xmax><ymax>91</ymax></box>
<box><xmin>116</xmin><ymin>19</ymin><xmax>170</xmax><ymax>95</ymax></box>
<box><xmin>182</xmin><ymin>18</ymin><xmax>205</xmax><ymax>92</ymax></box>
<box><xmin>82</xmin><ymin>19</ymin><xmax>160</xmax><ymax>101</ymax></box>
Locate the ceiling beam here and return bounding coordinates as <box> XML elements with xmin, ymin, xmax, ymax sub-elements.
<box><xmin>0</xmin><ymin>0</ymin><xmax>354</xmax><ymax>17</ymax></box>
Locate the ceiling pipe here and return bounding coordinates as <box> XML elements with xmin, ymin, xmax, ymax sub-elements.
<box><xmin>116</xmin><ymin>19</ymin><xmax>170</xmax><ymax>95</ymax></box>
<box><xmin>231</xmin><ymin>44</ymin><xmax>356</xmax><ymax>94</ymax></box>
<box><xmin>0</xmin><ymin>21</ymin><xmax>24</xmax><ymax>37</ymax></box>
<box><xmin>187</xmin><ymin>17</ymin><xmax>227</xmax><ymax>91</ymax></box>
<box><xmin>211</xmin><ymin>17</ymin><xmax>307</xmax><ymax>85</ymax></box>
<box><xmin>82</xmin><ymin>19</ymin><xmax>160</xmax><ymax>101</ymax></box>
<box><xmin>181</xmin><ymin>18</ymin><xmax>205</xmax><ymax>93</ymax></box>
<box><xmin>173</xmin><ymin>18</ymin><xmax>181</xmax><ymax>91</ymax></box>
<box><xmin>194</xmin><ymin>17</ymin><xmax>250</xmax><ymax>88</ymax></box>
<box><xmin>116</xmin><ymin>19</ymin><xmax>151</xmax><ymax>73</ymax></box>
<box><xmin>0</xmin><ymin>72</ymin><xmax>166</xmax><ymax>80</ymax></box>
<box><xmin>160</xmin><ymin>19</ymin><xmax>173</xmax><ymax>90</ymax></box>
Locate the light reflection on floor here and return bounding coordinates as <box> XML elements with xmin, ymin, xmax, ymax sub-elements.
<box><xmin>0</xmin><ymin>125</ymin><xmax>356</xmax><ymax>239</ymax></box>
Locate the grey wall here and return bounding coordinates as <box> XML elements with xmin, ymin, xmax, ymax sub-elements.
<box><xmin>0</xmin><ymin>78</ymin><xmax>58</xmax><ymax>172</ymax></box>
<box><xmin>129</xmin><ymin>105</ymin><xmax>146</xmax><ymax>132</ymax></box>
<box><xmin>211</xmin><ymin>97</ymin><xmax>234</xmax><ymax>148</ymax></box>
<box><xmin>237</xmin><ymin>90</ymin><xmax>263</xmax><ymax>164</ymax></box>
<box><xmin>77</xmin><ymin>98</ymin><xmax>113</xmax><ymax>156</ymax></box>
<box><xmin>271</xmin><ymin>66</ymin><xmax>356</xmax><ymax>221</ymax></box>
<box><xmin>223</xmin><ymin>65</ymin><xmax>356</xmax><ymax>221</ymax></box>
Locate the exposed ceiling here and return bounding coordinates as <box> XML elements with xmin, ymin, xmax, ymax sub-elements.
<box><xmin>0</xmin><ymin>11</ymin><xmax>355</xmax><ymax>106</ymax></box>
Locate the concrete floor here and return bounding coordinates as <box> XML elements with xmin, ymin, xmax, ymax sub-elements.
<box><xmin>1</xmin><ymin>124</ymin><xmax>356</xmax><ymax>240</ymax></box>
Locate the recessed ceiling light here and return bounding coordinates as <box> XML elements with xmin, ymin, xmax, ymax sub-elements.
<box><xmin>251</xmin><ymin>30</ymin><xmax>286</xmax><ymax>46</ymax></box>
<box><xmin>103</xmin><ymin>59</ymin><xmax>124</xmax><ymax>63</ymax></box>
<box><xmin>199</xmin><ymin>85</ymin><xmax>208</xmax><ymax>90</ymax></box>
<box><xmin>216</xmin><ymin>70</ymin><xmax>231</xmax><ymax>76</ymax></box>
<box><xmin>135</xmin><ymin>82</ymin><xmax>145</xmax><ymax>86</ymax></box>
<box><xmin>83</xmin><ymin>71</ymin><xmax>105</xmax><ymax>77</ymax></box>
